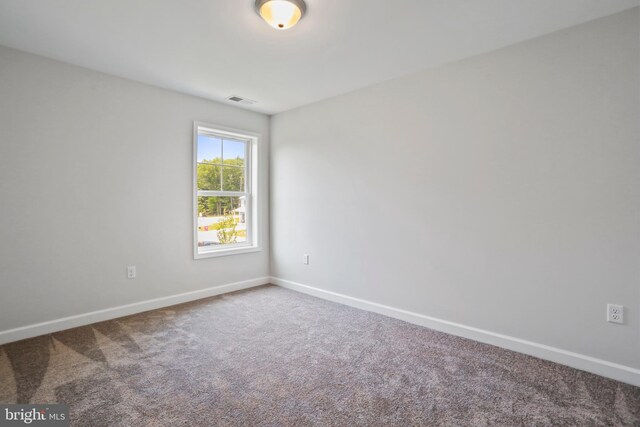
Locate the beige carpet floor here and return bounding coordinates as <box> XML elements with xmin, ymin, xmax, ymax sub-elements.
<box><xmin>0</xmin><ymin>285</ymin><xmax>638</xmax><ymax>426</ymax></box>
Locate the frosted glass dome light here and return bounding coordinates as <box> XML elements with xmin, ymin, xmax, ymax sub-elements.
<box><xmin>255</xmin><ymin>0</ymin><xmax>306</xmax><ymax>30</ymax></box>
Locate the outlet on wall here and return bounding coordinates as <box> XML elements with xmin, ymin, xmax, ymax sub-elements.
<box><xmin>606</xmin><ymin>304</ymin><xmax>623</xmax><ymax>324</ymax></box>
<box><xmin>127</xmin><ymin>266</ymin><xmax>136</xmax><ymax>279</ymax></box>
<box><xmin>303</xmin><ymin>254</ymin><xmax>310</xmax><ymax>265</ymax></box>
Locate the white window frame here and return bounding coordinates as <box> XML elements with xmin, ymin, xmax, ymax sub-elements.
<box><xmin>193</xmin><ymin>122</ymin><xmax>260</xmax><ymax>259</ymax></box>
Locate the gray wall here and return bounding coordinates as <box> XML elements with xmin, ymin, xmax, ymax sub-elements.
<box><xmin>0</xmin><ymin>46</ymin><xmax>269</xmax><ymax>330</ymax></box>
<box><xmin>271</xmin><ymin>9</ymin><xmax>640</xmax><ymax>369</ymax></box>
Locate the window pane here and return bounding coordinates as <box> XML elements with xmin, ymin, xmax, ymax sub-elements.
<box><xmin>197</xmin><ymin>196</ymin><xmax>248</xmax><ymax>250</ymax></box>
<box><xmin>222</xmin><ymin>166</ymin><xmax>244</xmax><ymax>191</ymax></box>
<box><xmin>222</xmin><ymin>139</ymin><xmax>246</xmax><ymax>192</ymax></box>
<box><xmin>197</xmin><ymin>163</ymin><xmax>221</xmax><ymax>191</ymax></box>
<box><xmin>223</xmin><ymin>139</ymin><xmax>246</xmax><ymax>162</ymax></box>
<box><xmin>197</xmin><ymin>135</ymin><xmax>222</xmax><ymax>164</ymax></box>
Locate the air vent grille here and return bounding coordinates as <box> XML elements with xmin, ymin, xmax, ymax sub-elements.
<box><xmin>226</xmin><ymin>95</ymin><xmax>256</xmax><ymax>105</ymax></box>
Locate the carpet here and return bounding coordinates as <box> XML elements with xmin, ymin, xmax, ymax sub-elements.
<box><xmin>0</xmin><ymin>285</ymin><xmax>638</xmax><ymax>426</ymax></box>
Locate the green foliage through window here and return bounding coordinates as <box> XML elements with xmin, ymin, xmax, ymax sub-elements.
<box><xmin>197</xmin><ymin>157</ymin><xmax>244</xmax><ymax>192</ymax></box>
<box><xmin>216</xmin><ymin>216</ymin><xmax>239</xmax><ymax>244</ymax></box>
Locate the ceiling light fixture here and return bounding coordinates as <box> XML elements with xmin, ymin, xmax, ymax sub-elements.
<box><xmin>255</xmin><ymin>0</ymin><xmax>306</xmax><ymax>30</ymax></box>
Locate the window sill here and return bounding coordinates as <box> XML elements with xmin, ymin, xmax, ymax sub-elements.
<box><xmin>194</xmin><ymin>245</ymin><xmax>261</xmax><ymax>260</ymax></box>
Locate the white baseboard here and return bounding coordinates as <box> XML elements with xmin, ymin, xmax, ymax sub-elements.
<box><xmin>0</xmin><ymin>276</ymin><xmax>270</xmax><ymax>346</ymax></box>
<box><xmin>271</xmin><ymin>276</ymin><xmax>640</xmax><ymax>387</ymax></box>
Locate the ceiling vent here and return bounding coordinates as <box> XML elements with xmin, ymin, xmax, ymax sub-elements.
<box><xmin>226</xmin><ymin>95</ymin><xmax>256</xmax><ymax>105</ymax></box>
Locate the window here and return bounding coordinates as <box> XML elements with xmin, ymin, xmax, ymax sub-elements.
<box><xmin>193</xmin><ymin>123</ymin><xmax>259</xmax><ymax>258</ymax></box>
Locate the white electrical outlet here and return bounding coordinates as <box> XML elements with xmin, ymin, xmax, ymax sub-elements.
<box><xmin>127</xmin><ymin>266</ymin><xmax>136</xmax><ymax>279</ymax></box>
<box><xmin>303</xmin><ymin>254</ymin><xmax>310</xmax><ymax>265</ymax></box>
<box><xmin>607</xmin><ymin>304</ymin><xmax>623</xmax><ymax>324</ymax></box>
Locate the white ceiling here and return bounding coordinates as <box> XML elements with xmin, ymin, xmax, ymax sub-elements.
<box><xmin>0</xmin><ymin>0</ymin><xmax>638</xmax><ymax>114</ymax></box>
